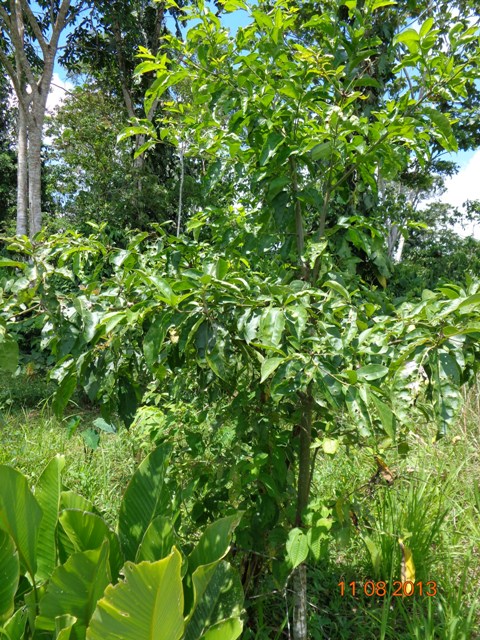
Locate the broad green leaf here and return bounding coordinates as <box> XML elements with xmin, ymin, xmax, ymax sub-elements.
<box><xmin>419</xmin><ymin>17</ymin><xmax>434</xmax><ymax>38</ymax></box>
<box><xmin>306</xmin><ymin>524</ymin><xmax>330</xmax><ymax>561</ymax></box>
<box><xmin>0</xmin><ymin>466</ymin><xmax>42</xmax><ymax>578</ymax></box>
<box><xmin>0</xmin><ymin>530</ymin><xmax>19</xmax><ymax>622</ymax></box>
<box><xmin>323</xmin><ymin>280</ymin><xmax>350</xmax><ymax>300</ymax></box>
<box><xmin>371</xmin><ymin>393</ymin><xmax>395</xmax><ymax>439</ymax></box>
<box><xmin>0</xmin><ymin>259</ymin><xmax>26</xmax><ymax>269</ymax></box>
<box><xmin>345</xmin><ymin>386</ymin><xmax>372</xmax><ymax>436</ymax></box>
<box><xmin>184</xmin><ymin>562</ymin><xmax>243</xmax><ymax>640</ymax></box>
<box><xmin>369</xmin><ymin>0</ymin><xmax>397</xmax><ymax>9</ymax></box>
<box><xmin>432</xmin><ymin>351</ymin><xmax>463</xmax><ymax>438</ymax></box>
<box><xmin>185</xmin><ymin>516</ymin><xmax>241</xmax><ymax>617</ymax></box>
<box><xmin>60</xmin><ymin>492</ymin><xmax>95</xmax><ymax>513</ymax></box>
<box><xmin>53</xmin><ymin>372</ymin><xmax>77</xmax><ymax>417</ymax></box>
<box><xmin>260</xmin><ymin>357</ymin><xmax>284</xmax><ymax>383</ymax></box>
<box><xmin>200</xmin><ymin>618</ymin><xmax>243</xmax><ymax>640</ymax></box>
<box><xmin>424</xmin><ymin>107</ymin><xmax>457</xmax><ymax>150</ymax></box>
<box><xmin>135</xmin><ymin>516</ymin><xmax>175</xmax><ymax>563</ymax></box>
<box><xmin>286</xmin><ymin>528</ymin><xmax>308</xmax><ymax>569</ymax></box>
<box><xmin>363</xmin><ymin>536</ymin><xmax>381</xmax><ymax>576</ymax></box>
<box><xmin>258</xmin><ymin>308</ymin><xmax>285</xmax><ymax>348</ymax></box>
<box><xmin>59</xmin><ymin>510</ymin><xmax>123</xmax><ymax>579</ymax></box>
<box><xmin>86</xmin><ymin>549</ymin><xmax>184</xmax><ymax>640</ymax></box>
<box><xmin>35</xmin><ymin>455</ymin><xmax>65</xmax><ymax>580</ymax></box>
<box><xmin>188</xmin><ymin>515</ymin><xmax>240</xmax><ymax>575</ymax></box>
<box><xmin>311</xmin><ymin>141</ymin><xmax>332</xmax><ymax>161</ymax></box>
<box><xmin>38</xmin><ymin>541</ymin><xmax>111</xmax><ymax>637</ymax></box>
<box><xmin>458</xmin><ymin>293</ymin><xmax>480</xmax><ymax>314</ymax></box>
<box><xmin>356</xmin><ymin>364</ymin><xmax>389</xmax><ymax>381</ymax></box>
<box><xmin>0</xmin><ymin>335</ymin><xmax>18</xmax><ymax>374</ymax></box>
<box><xmin>143</xmin><ymin>315</ymin><xmax>170</xmax><ymax>370</ymax></box>
<box><xmin>118</xmin><ymin>445</ymin><xmax>171</xmax><ymax>561</ymax></box>
<box><xmin>322</xmin><ymin>438</ymin><xmax>339</xmax><ymax>455</ymax></box>
<box><xmin>92</xmin><ymin>418</ymin><xmax>116</xmax><ymax>434</ymax></box>
<box><xmin>81</xmin><ymin>428</ymin><xmax>100</xmax><ymax>451</ymax></box>
<box><xmin>259</xmin><ymin>132</ymin><xmax>284</xmax><ymax>166</ymax></box>
<box><xmin>56</xmin><ymin>615</ymin><xmax>78</xmax><ymax>640</ymax></box>
<box><xmin>2</xmin><ymin>608</ymin><xmax>28</xmax><ymax>640</ymax></box>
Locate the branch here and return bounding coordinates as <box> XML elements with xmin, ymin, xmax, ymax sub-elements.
<box><xmin>0</xmin><ymin>47</ymin><xmax>30</xmax><ymax>114</ymax></box>
<box><xmin>19</xmin><ymin>0</ymin><xmax>48</xmax><ymax>56</ymax></box>
<box><xmin>0</xmin><ymin>2</ymin><xmax>37</xmax><ymax>88</ymax></box>
<box><xmin>49</xmin><ymin>0</ymin><xmax>71</xmax><ymax>51</ymax></box>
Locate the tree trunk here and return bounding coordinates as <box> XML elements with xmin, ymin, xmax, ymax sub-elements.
<box><xmin>292</xmin><ymin>391</ymin><xmax>313</xmax><ymax>640</ymax></box>
<box><xmin>16</xmin><ymin>102</ymin><xmax>28</xmax><ymax>236</ymax></box>
<box><xmin>27</xmin><ymin>121</ymin><xmax>43</xmax><ymax>236</ymax></box>
<box><xmin>292</xmin><ymin>564</ymin><xmax>308</xmax><ymax>640</ymax></box>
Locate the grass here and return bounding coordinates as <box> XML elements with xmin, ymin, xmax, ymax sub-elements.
<box><xmin>1</xmin><ymin>373</ymin><xmax>480</xmax><ymax>638</ymax></box>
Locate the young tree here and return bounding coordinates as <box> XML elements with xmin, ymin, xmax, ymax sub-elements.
<box><xmin>0</xmin><ymin>0</ymin><xmax>76</xmax><ymax>236</ymax></box>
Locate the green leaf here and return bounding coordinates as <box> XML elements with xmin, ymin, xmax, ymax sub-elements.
<box><xmin>424</xmin><ymin>107</ymin><xmax>457</xmax><ymax>150</ymax></box>
<box><xmin>56</xmin><ymin>615</ymin><xmax>78</xmax><ymax>640</ymax></box>
<box><xmin>185</xmin><ymin>516</ymin><xmax>241</xmax><ymax>618</ymax></box>
<box><xmin>259</xmin><ymin>132</ymin><xmax>284</xmax><ymax>166</ymax></box>
<box><xmin>322</xmin><ymin>438</ymin><xmax>339</xmax><ymax>455</ymax></box>
<box><xmin>311</xmin><ymin>141</ymin><xmax>332</xmax><ymax>161</ymax></box>
<box><xmin>258</xmin><ymin>308</ymin><xmax>285</xmax><ymax>348</ymax></box>
<box><xmin>184</xmin><ymin>562</ymin><xmax>244</xmax><ymax>640</ymax></box>
<box><xmin>0</xmin><ymin>530</ymin><xmax>19</xmax><ymax>622</ymax></box>
<box><xmin>0</xmin><ymin>466</ymin><xmax>42</xmax><ymax>578</ymax></box>
<box><xmin>432</xmin><ymin>351</ymin><xmax>463</xmax><ymax>438</ymax></box>
<box><xmin>135</xmin><ymin>516</ymin><xmax>175</xmax><ymax>563</ymax></box>
<box><xmin>0</xmin><ymin>259</ymin><xmax>26</xmax><ymax>269</ymax></box>
<box><xmin>86</xmin><ymin>549</ymin><xmax>184</xmax><ymax>640</ymax></box>
<box><xmin>35</xmin><ymin>455</ymin><xmax>65</xmax><ymax>580</ymax></box>
<box><xmin>371</xmin><ymin>393</ymin><xmax>395</xmax><ymax>439</ymax></box>
<box><xmin>81</xmin><ymin>428</ymin><xmax>100</xmax><ymax>451</ymax></box>
<box><xmin>0</xmin><ymin>335</ymin><xmax>18</xmax><ymax>374</ymax></box>
<box><xmin>260</xmin><ymin>357</ymin><xmax>284</xmax><ymax>383</ymax></box>
<box><xmin>38</xmin><ymin>541</ymin><xmax>111</xmax><ymax>637</ymax></box>
<box><xmin>53</xmin><ymin>372</ymin><xmax>77</xmax><ymax>418</ymax></box>
<box><xmin>118</xmin><ymin>445</ymin><xmax>171</xmax><ymax>561</ymax></box>
<box><xmin>92</xmin><ymin>418</ymin><xmax>116</xmax><ymax>434</ymax></box>
<box><xmin>143</xmin><ymin>315</ymin><xmax>170</xmax><ymax>370</ymax></box>
<box><xmin>356</xmin><ymin>364</ymin><xmax>389</xmax><ymax>381</ymax></box>
<box><xmin>286</xmin><ymin>528</ymin><xmax>308</xmax><ymax>569</ymax></box>
<box><xmin>2</xmin><ymin>608</ymin><xmax>28</xmax><ymax>640</ymax></box>
<box><xmin>59</xmin><ymin>510</ymin><xmax>123</xmax><ymax>580</ymax></box>
<box><xmin>323</xmin><ymin>280</ymin><xmax>350</xmax><ymax>300</ymax></box>
<box><xmin>362</xmin><ymin>536</ymin><xmax>381</xmax><ymax>577</ymax></box>
<box><xmin>188</xmin><ymin>516</ymin><xmax>240</xmax><ymax>576</ymax></box>
<box><xmin>199</xmin><ymin>618</ymin><xmax>243</xmax><ymax>640</ymax></box>
<box><xmin>306</xmin><ymin>525</ymin><xmax>329</xmax><ymax>561</ymax></box>
<box><xmin>419</xmin><ymin>17</ymin><xmax>434</xmax><ymax>38</ymax></box>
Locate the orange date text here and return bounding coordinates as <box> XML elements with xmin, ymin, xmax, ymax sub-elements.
<box><xmin>338</xmin><ymin>580</ymin><xmax>437</xmax><ymax>597</ymax></box>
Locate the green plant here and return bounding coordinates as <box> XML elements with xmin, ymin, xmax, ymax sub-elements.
<box><xmin>0</xmin><ymin>446</ymin><xmax>244</xmax><ymax>639</ymax></box>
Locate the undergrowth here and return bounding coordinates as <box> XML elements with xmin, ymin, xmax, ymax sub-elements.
<box><xmin>0</xmin><ymin>375</ymin><xmax>479</xmax><ymax>638</ymax></box>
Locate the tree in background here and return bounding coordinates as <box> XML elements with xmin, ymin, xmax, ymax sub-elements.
<box><xmin>0</xmin><ymin>0</ymin><xmax>78</xmax><ymax>237</ymax></box>
<box><xmin>0</xmin><ymin>69</ymin><xmax>16</xmax><ymax>230</ymax></box>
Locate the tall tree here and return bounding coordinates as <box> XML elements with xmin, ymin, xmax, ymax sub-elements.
<box><xmin>0</xmin><ymin>68</ymin><xmax>16</xmax><ymax>230</ymax></box>
<box><xmin>0</xmin><ymin>0</ymin><xmax>75</xmax><ymax>236</ymax></box>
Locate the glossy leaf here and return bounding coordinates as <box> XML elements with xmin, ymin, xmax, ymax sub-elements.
<box><xmin>0</xmin><ymin>530</ymin><xmax>19</xmax><ymax>622</ymax></box>
<box><xmin>86</xmin><ymin>549</ymin><xmax>184</xmax><ymax>640</ymax></box>
<box><xmin>118</xmin><ymin>445</ymin><xmax>171</xmax><ymax>561</ymax></box>
<box><xmin>0</xmin><ymin>466</ymin><xmax>42</xmax><ymax>578</ymax></box>
<box><xmin>38</xmin><ymin>541</ymin><xmax>111</xmax><ymax>637</ymax></box>
<box><xmin>35</xmin><ymin>455</ymin><xmax>65</xmax><ymax>580</ymax></box>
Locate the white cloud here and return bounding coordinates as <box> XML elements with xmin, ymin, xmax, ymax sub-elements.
<box><xmin>46</xmin><ymin>73</ymin><xmax>74</xmax><ymax>114</ymax></box>
<box><xmin>437</xmin><ymin>149</ymin><xmax>480</xmax><ymax>239</ymax></box>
